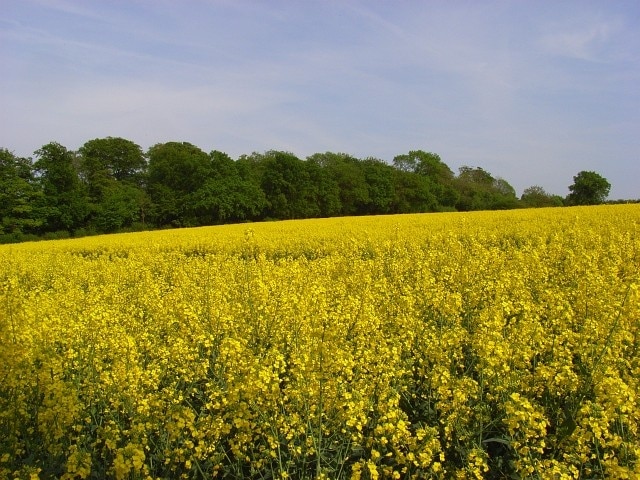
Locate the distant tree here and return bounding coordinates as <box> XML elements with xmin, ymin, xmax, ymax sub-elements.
<box><xmin>521</xmin><ymin>185</ymin><xmax>564</xmax><ymax>208</ymax></box>
<box><xmin>308</xmin><ymin>153</ymin><xmax>370</xmax><ymax>216</ymax></box>
<box><xmin>305</xmin><ymin>159</ymin><xmax>342</xmax><ymax>217</ymax></box>
<box><xmin>454</xmin><ymin>166</ymin><xmax>518</xmax><ymax>211</ymax></box>
<box><xmin>189</xmin><ymin>150</ymin><xmax>266</xmax><ymax>223</ymax></box>
<box><xmin>393</xmin><ymin>150</ymin><xmax>457</xmax><ymax>209</ymax></box>
<box><xmin>78</xmin><ymin>137</ymin><xmax>148</xmax><ymax>232</ymax></box>
<box><xmin>455</xmin><ymin>166</ymin><xmax>492</xmax><ymax>211</ymax></box>
<box><xmin>238</xmin><ymin>151</ymin><xmax>316</xmax><ymax>220</ymax></box>
<box><xmin>33</xmin><ymin>142</ymin><xmax>89</xmax><ymax>232</ymax></box>
<box><xmin>78</xmin><ymin>137</ymin><xmax>146</xmax><ymax>191</ymax></box>
<box><xmin>392</xmin><ymin>153</ymin><xmax>418</xmax><ymax>173</ymax></box>
<box><xmin>211</xmin><ymin>150</ymin><xmax>266</xmax><ymax>221</ymax></box>
<box><xmin>259</xmin><ymin>151</ymin><xmax>320</xmax><ymax>219</ymax></box>
<box><xmin>393</xmin><ymin>150</ymin><xmax>454</xmax><ymax>181</ymax></box>
<box><xmin>0</xmin><ymin>149</ymin><xmax>43</xmax><ymax>236</ymax></box>
<box><xmin>566</xmin><ymin>171</ymin><xmax>611</xmax><ymax>205</ymax></box>
<box><xmin>492</xmin><ymin>178</ymin><xmax>520</xmax><ymax>209</ymax></box>
<box><xmin>90</xmin><ymin>183</ymin><xmax>149</xmax><ymax>233</ymax></box>
<box><xmin>390</xmin><ymin>170</ymin><xmax>438</xmax><ymax>213</ymax></box>
<box><xmin>361</xmin><ymin>158</ymin><xmax>395</xmax><ymax>214</ymax></box>
<box><xmin>146</xmin><ymin>142</ymin><xmax>211</xmax><ymax>226</ymax></box>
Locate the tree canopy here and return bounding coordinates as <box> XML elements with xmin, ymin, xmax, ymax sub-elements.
<box><xmin>33</xmin><ymin>142</ymin><xmax>90</xmax><ymax>233</ymax></box>
<box><xmin>520</xmin><ymin>186</ymin><xmax>564</xmax><ymax>208</ymax></box>
<box><xmin>0</xmin><ymin>138</ymin><xmax>619</xmax><ymax>243</ymax></box>
<box><xmin>0</xmin><ymin>149</ymin><xmax>44</xmax><ymax>236</ymax></box>
<box><xmin>566</xmin><ymin>171</ymin><xmax>611</xmax><ymax>206</ymax></box>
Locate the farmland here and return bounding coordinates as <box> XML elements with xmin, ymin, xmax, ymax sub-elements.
<box><xmin>1</xmin><ymin>205</ymin><xmax>639</xmax><ymax>479</ymax></box>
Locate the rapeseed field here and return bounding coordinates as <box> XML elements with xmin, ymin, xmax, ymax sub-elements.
<box><xmin>1</xmin><ymin>205</ymin><xmax>639</xmax><ymax>479</ymax></box>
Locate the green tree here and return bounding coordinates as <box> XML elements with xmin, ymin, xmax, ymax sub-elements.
<box><xmin>146</xmin><ymin>142</ymin><xmax>211</xmax><ymax>226</ymax></box>
<box><xmin>78</xmin><ymin>137</ymin><xmax>146</xmax><ymax>193</ymax></box>
<box><xmin>258</xmin><ymin>151</ymin><xmax>319</xmax><ymax>219</ymax></box>
<box><xmin>393</xmin><ymin>150</ymin><xmax>457</xmax><ymax>209</ymax></box>
<box><xmin>0</xmin><ymin>149</ymin><xmax>44</xmax><ymax>237</ymax></box>
<box><xmin>91</xmin><ymin>183</ymin><xmax>150</xmax><ymax>233</ymax></box>
<box><xmin>520</xmin><ymin>186</ymin><xmax>564</xmax><ymax>208</ymax></box>
<box><xmin>492</xmin><ymin>178</ymin><xmax>520</xmax><ymax>209</ymax></box>
<box><xmin>189</xmin><ymin>150</ymin><xmax>266</xmax><ymax>223</ymax></box>
<box><xmin>393</xmin><ymin>150</ymin><xmax>454</xmax><ymax>181</ymax></box>
<box><xmin>361</xmin><ymin>158</ymin><xmax>395</xmax><ymax>214</ymax></box>
<box><xmin>566</xmin><ymin>171</ymin><xmax>611</xmax><ymax>205</ymax></box>
<box><xmin>33</xmin><ymin>142</ymin><xmax>89</xmax><ymax>233</ymax></box>
<box><xmin>454</xmin><ymin>166</ymin><xmax>519</xmax><ymax>211</ymax></box>
<box><xmin>305</xmin><ymin>159</ymin><xmax>342</xmax><ymax>217</ymax></box>
<box><xmin>78</xmin><ymin>137</ymin><xmax>148</xmax><ymax>232</ymax></box>
<box><xmin>390</xmin><ymin>170</ymin><xmax>438</xmax><ymax>213</ymax></box>
<box><xmin>308</xmin><ymin>152</ymin><xmax>370</xmax><ymax>216</ymax></box>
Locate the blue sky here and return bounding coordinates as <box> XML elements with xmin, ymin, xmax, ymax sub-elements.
<box><xmin>1</xmin><ymin>0</ymin><xmax>639</xmax><ymax>199</ymax></box>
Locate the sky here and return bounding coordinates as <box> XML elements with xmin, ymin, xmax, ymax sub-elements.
<box><xmin>1</xmin><ymin>1</ymin><xmax>639</xmax><ymax>199</ymax></box>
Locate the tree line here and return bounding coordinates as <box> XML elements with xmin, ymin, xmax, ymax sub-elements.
<box><xmin>0</xmin><ymin>137</ymin><xmax>613</xmax><ymax>243</ymax></box>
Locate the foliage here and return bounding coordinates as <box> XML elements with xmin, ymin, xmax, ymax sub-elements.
<box><xmin>390</xmin><ymin>169</ymin><xmax>438</xmax><ymax>213</ymax></box>
<box><xmin>77</xmin><ymin>137</ymin><xmax>146</xmax><ymax>192</ymax></box>
<box><xmin>393</xmin><ymin>150</ymin><xmax>458</xmax><ymax>208</ymax></box>
<box><xmin>308</xmin><ymin>152</ymin><xmax>371</xmax><ymax>216</ymax></box>
<box><xmin>77</xmin><ymin>137</ymin><xmax>149</xmax><ymax>232</ymax></box>
<box><xmin>393</xmin><ymin>150</ymin><xmax>454</xmax><ymax>182</ymax></box>
<box><xmin>91</xmin><ymin>182</ymin><xmax>150</xmax><ymax>233</ymax></box>
<box><xmin>360</xmin><ymin>158</ymin><xmax>395</xmax><ymax>214</ymax></box>
<box><xmin>0</xmin><ymin>149</ymin><xmax>43</xmax><ymax>235</ymax></box>
<box><xmin>147</xmin><ymin>142</ymin><xmax>211</xmax><ymax>226</ymax></box>
<box><xmin>566</xmin><ymin>171</ymin><xmax>611</xmax><ymax>205</ymax></box>
<box><xmin>257</xmin><ymin>151</ymin><xmax>320</xmax><ymax>219</ymax></box>
<box><xmin>521</xmin><ymin>185</ymin><xmax>564</xmax><ymax>208</ymax></box>
<box><xmin>305</xmin><ymin>159</ymin><xmax>342</xmax><ymax>217</ymax></box>
<box><xmin>454</xmin><ymin>167</ymin><xmax>519</xmax><ymax>211</ymax></box>
<box><xmin>33</xmin><ymin>142</ymin><xmax>90</xmax><ymax>232</ymax></box>
<box><xmin>1</xmin><ymin>205</ymin><xmax>639</xmax><ymax>478</ymax></box>
<box><xmin>0</xmin><ymin>139</ymin><xmax>624</xmax><ymax>243</ymax></box>
<box><xmin>189</xmin><ymin>151</ymin><xmax>266</xmax><ymax>223</ymax></box>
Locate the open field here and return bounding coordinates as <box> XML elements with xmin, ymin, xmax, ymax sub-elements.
<box><xmin>1</xmin><ymin>206</ymin><xmax>639</xmax><ymax>479</ymax></box>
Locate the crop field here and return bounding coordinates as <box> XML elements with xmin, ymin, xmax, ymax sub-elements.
<box><xmin>1</xmin><ymin>205</ymin><xmax>639</xmax><ymax>479</ymax></box>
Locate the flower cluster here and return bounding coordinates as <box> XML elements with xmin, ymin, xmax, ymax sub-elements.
<box><xmin>1</xmin><ymin>205</ymin><xmax>639</xmax><ymax>478</ymax></box>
